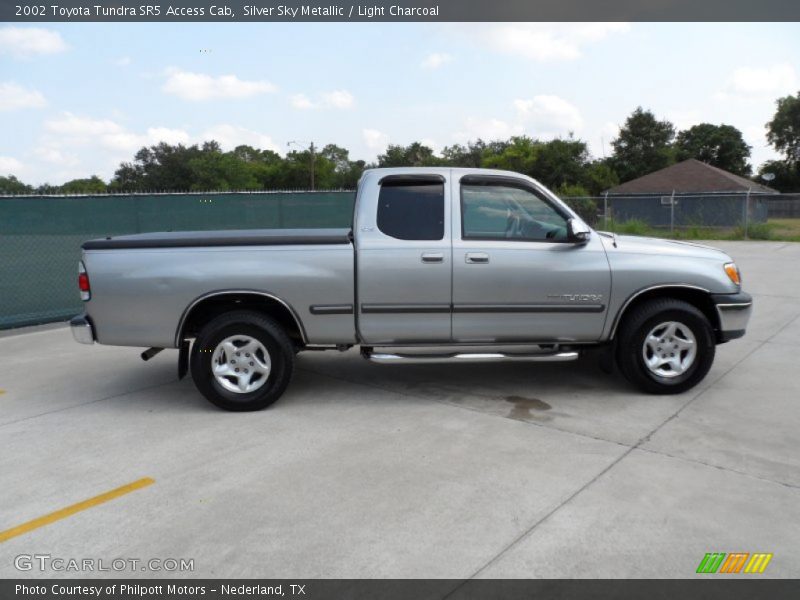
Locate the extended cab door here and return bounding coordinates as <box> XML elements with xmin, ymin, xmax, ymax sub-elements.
<box><xmin>355</xmin><ymin>170</ymin><xmax>452</xmax><ymax>344</ymax></box>
<box><xmin>451</xmin><ymin>174</ymin><xmax>610</xmax><ymax>342</ymax></box>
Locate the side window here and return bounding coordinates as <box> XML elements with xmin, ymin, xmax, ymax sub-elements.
<box><xmin>461</xmin><ymin>182</ymin><xmax>569</xmax><ymax>242</ymax></box>
<box><xmin>377</xmin><ymin>180</ymin><xmax>444</xmax><ymax>241</ymax></box>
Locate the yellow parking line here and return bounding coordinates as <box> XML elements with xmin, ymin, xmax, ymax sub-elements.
<box><xmin>0</xmin><ymin>477</ymin><xmax>155</xmax><ymax>543</ymax></box>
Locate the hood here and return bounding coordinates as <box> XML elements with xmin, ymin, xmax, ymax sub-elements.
<box><xmin>598</xmin><ymin>232</ymin><xmax>730</xmax><ymax>262</ymax></box>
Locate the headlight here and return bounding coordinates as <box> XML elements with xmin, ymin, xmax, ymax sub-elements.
<box><xmin>724</xmin><ymin>262</ymin><xmax>741</xmax><ymax>286</ymax></box>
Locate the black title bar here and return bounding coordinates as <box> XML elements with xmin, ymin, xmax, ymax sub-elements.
<box><xmin>2</xmin><ymin>0</ymin><xmax>800</xmax><ymax>22</ymax></box>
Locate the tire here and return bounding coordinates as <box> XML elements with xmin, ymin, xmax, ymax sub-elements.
<box><xmin>616</xmin><ymin>298</ymin><xmax>715</xmax><ymax>395</ymax></box>
<box><xmin>190</xmin><ymin>310</ymin><xmax>294</xmax><ymax>411</ymax></box>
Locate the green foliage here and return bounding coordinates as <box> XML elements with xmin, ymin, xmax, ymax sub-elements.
<box><xmin>767</xmin><ymin>91</ymin><xmax>800</xmax><ymax>163</ymax></box>
<box><xmin>613</xmin><ymin>219</ymin><xmax>651</xmax><ymax>235</ymax></box>
<box><xmin>582</xmin><ymin>160</ymin><xmax>619</xmax><ymax>195</ymax></box>
<box><xmin>731</xmin><ymin>222</ymin><xmax>772</xmax><ymax>240</ymax></box>
<box><xmin>757</xmin><ymin>160</ymin><xmax>800</xmax><ymax>193</ymax></box>
<box><xmin>611</xmin><ymin>107</ymin><xmax>676</xmax><ymax>182</ymax></box>
<box><xmin>58</xmin><ymin>176</ymin><xmax>109</xmax><ymax>194</ymax></box>
<box><xmin>675</xmin><ymin>123</ymin><xmax>752</xmax><ymax>176</ymax></box>
<box><xmin>377</xmin><ymin>142</ymin><xmax>442</xmax><ymax>167</ymax></box>
<box><xmin>0</xmin><ymin>175</ymin><xmax>33</xmax><ymax>195</ymax></box>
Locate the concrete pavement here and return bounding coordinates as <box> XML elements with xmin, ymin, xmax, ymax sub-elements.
<box><xmin>0</xmin><ymin>241</ymin><xmax>798</xmax><ymax>579</ymax></box>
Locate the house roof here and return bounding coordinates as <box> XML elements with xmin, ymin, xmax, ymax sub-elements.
<box><xmin>607</xmin><ymin>159</ymin><xmax>777</xmax><ymax>195</ymax></box>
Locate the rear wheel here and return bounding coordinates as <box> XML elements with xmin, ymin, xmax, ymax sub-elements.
<box><xmin>190</xmin><ymin>310</ymin><xmax>294</xmax><ymax>411</ymax></box>
<box><xmin>616</xmin><ymin>299</ymin><xmax>715</xmax><ymax>394</ymax></box>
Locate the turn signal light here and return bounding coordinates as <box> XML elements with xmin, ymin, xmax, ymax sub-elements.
<box><xmin>724</xmin><ymin>262</ymin><xmax>741</xmax><ymax>286</ymax></box>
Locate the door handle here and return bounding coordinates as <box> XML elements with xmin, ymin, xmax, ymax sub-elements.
<box><xmin>421</xmin><ymin>252</ymin><xmax>444</xmax><ymax>263</ymax></box>
<box><xmin>465</xmin><ymin>252</ymin><xmax>490</xmax><ymax>264</ymax></box>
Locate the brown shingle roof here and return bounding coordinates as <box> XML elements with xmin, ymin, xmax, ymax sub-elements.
<box><xmin>608</xmin><ymin>159</ymin><xmax>777</xmax><ymax>195</ymax></box>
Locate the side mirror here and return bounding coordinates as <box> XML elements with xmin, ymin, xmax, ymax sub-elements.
<box><xmin>567</xmin><ymin>218</ymin><xmax>591</xmax><ymax>244</ymax></box>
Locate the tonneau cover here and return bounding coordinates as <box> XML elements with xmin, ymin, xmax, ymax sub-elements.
<box><xmin>82</xmin><ymin>228</ymin><xmax>352</xmax><ymax>250</ymax></box>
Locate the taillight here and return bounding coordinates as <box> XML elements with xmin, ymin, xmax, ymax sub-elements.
<box><xmin>78</xmin><ymin>261</ymin><xmax>91</xmax><ymax>301</ymax></box>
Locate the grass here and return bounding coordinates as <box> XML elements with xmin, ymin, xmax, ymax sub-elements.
<box><xmin>604</xmin><ymin>218</ymin><xmax>800</xmax><ymax>242</ymax></box>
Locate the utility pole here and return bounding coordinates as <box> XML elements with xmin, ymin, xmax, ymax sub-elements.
<box><xmin>288</xmin><ymin>140</ymin><xmax>316</xmax><ymax>190</ymax></box>
<box><xmin>310</xmin><ymin>141</ymin><xmax>315</xmax><ymax>191</ymax></box>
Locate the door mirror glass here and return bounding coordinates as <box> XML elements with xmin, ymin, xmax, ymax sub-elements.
<box><xmin>567</xmin><ymin>218</ymin><xmax>591</xmax><ymax>243</ymax></box>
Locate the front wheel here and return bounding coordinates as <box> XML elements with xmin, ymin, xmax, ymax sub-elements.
<box><xmin>190</xmin><ymin>310</ymin><xmax>294</xmax><ymax>411</ymax></box>
<box><xmin>616</xmin><ymin>299</ymin><xmax>715</xmax><ymax>394</ymax></box>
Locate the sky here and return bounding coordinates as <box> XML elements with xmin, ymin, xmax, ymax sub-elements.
<box><xmin>0</xmin><ymin>22</ymin><xmax>798</xmax><ymax>185</ymax></box>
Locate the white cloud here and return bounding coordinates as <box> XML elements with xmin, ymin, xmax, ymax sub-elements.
<box><xmin>201</xmin><ymin>124</ymin><xmax>280</xmax><ymax>153</ymax></box>
<box><xmin>0</xmin><ymin>156</ymin><xmax>24</xmax><ymax>173</ymax></box>
<box><xmin>162</xmin><ymin>68</ymin><xmax>277</xmax><ymax>101</ymax></box>
<box><xmin>0</xmin><ymin>27</ymin><xmax>68</xmax><ymax>58</ymax></box>
<box><xmin>43</xmin><ymin>112</ymin><xmax>193</xmax><ymax>155</ymax></box>
<box><xmin>291</xmin><ymin>89</ymin><xmax>354</xmax><ymax>110</ymax></box>
<box><xmin>290</xmin><ymin>93</ymin><xmax>315</xmax><ymax>109</ymax></box>
<box><xmin>363</xmin><ymin>128</ymin><xmax>389</xmax><ymax>151</ymax></box>
<box><xmin>114</xmin><ymin>56</ymin><xmax>132</xmax><ymax>67</ymax></box>
<box><xmin>0</xmin><ymin>82</ymin><xmax>47</xmax><ymax>111</ymax></box>
<box><xmin>34</xmin><ymin>146</ymin><xmax>79</xmax><ymax>167</ymax></box>
<box><xmin>45</xmin><ymin>112</ymin><xmax>124</xmax><ymax>138</ymax></box>
<box><xmin>728</xmin><ymin>64</ymin><xmax>799</xmax><ymax>97</ymax></box>
<box><xmin>454</xmin><ymin>117</ymin><xmax>523</xmax><ymax>142</ymax></box>
<box><xmin>454</xmin><ymin>23</ymin><xmax>630</xmax><ymax>62</ymax></box>
<box><xmin>514</xmin><ymin>95</ymin><xmax>584</xmax><ymax>133</ymax></box>
<box><xmin>421</xmin><ymin>52</ymin><xmax>453</xmax><ymax>69</ymax></box>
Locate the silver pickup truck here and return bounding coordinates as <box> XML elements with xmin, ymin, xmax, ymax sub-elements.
<box><xmin>71</xmin><ymin>167</ymin><xmax>752</xmax><ymax>411</ymax></box>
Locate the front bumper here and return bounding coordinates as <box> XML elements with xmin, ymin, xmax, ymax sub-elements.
<box><xmin>70</xmin><ymin>314</ymin><xmax>95</xmax><ymax>344</ymax></box>
<box><xmin>711</xmin><ymin>292</ymin><xmax>752</xmax><ymax>342</ymax></box>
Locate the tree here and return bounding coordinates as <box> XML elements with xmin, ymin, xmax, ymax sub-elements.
<box><xmin>675</xmin><ymin>123</ymin><xmax>751</xmax><ymax>176</ymax></box>
<box><xmin>0</xmin><ymin>175</ymin><xmax>33</xmax><ymax>195</ymax></box>
<box><xmin>110</xmin><ymin>142</ymin><xmax>206</xmax><ymax>191</ymax></box>
<box><xmin>377</xmin><ymin>142</ymin><xmax>441</xmax><ymax>167</ymax></box>
<box><xmin>767</xmin><ymin>91</ymin><xmax>800</xmax><ymax>163</ymax></box>
<box><xmin>582</xmin><ymin>160</ymin><xmax>619</xmax><ymax>196</ymax></box>
<box><xmin>611</xmin><ymin>107</ymin><xmax>676</xmax><ymax>182</ymax></box>
<box><xmin>757</xmin><ymin>160</ymin><xmax>800</xmax><ymax>193</ymax></box>
<box><xmin>59</xmin><ymin>175</ymin><xmax>108</xmax><ymax>194</ymax></box>
<box><xmin>441</xmin><ymin>140</ymin><xmax>491</xmax><ymax>167</ymax></box>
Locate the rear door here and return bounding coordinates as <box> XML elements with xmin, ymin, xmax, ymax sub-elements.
<box><xmin>451</xmin><ymin>174</ymin><xmax>611</xmax><ymax>342</ymax></box>
<box><xmin>355</xmin><ymin>171</ymin><xmax>452</xmax><ymax>344</ymax></box>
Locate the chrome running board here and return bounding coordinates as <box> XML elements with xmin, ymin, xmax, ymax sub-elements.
<box><xmin>364</xmin><ymin>350</ymin><xmax>579</xmax><ymax>364</ymax></box>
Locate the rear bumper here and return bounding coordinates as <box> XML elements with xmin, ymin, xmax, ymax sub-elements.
<box><xmin>70</xmin><ymin>314</ymin><xmax>95</xmax><ymax>345</ymax></box>
<box><xmin>711</xmin><ymin>292</ymin><xmax>752</xmax><ymax>342</ymax></box>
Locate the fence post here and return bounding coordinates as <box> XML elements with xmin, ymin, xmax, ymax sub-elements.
<box><xmin>670</xmin><ymin>189</ymin><xmax>675</xmax><ymax>234</ymax></box>
<box><xmin>603</xmin><ymin>191</ymin><xmax>609</xmax><ymax>230</ymax></box>
<box><xmin>744</xmin><ymin>188</ymin><xmax>751</xmax><ymax>240</ymax></box>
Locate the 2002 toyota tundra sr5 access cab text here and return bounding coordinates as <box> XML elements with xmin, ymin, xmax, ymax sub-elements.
<box><xmin>71</xmin><ymin>168</ymin><xmax>752</xmax><ymax>411</ymax></box>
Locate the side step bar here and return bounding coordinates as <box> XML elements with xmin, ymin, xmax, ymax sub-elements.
<box><xmin>364</xmin><ymin>350</ymin><xmax>579</xmax><ymax>364</ymax></box>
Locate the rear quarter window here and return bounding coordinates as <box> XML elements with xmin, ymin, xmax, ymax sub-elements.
<box><xmin>377</xmin><ymin>181</ymin><xmax>445</xmax><ymax>241</ymax></box>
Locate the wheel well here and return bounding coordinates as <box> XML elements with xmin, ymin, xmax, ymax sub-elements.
<box><xmin>178</xmin><ymin>293</ymin><xmax>306</xmax><ymax>347</ymax></box>
<box><xmin>612</xmin><ymin>287</ymin><xmax>721</xmax><ymax>339</ymax></box>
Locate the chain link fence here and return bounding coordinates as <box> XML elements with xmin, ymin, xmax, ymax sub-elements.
<box><xmin>1</xmin><ymin>190</ymin><xmax>799</xmax><ymax>330</ymax></box>
<box><xmin>563</xmin><ymin>193</ymin><xmax>800</xmax><ymax>240</ymax></box>
<box><xmin>0</xmin><ymin>191</ymin><xmax>354</xmax><ymax>329</ymax></box>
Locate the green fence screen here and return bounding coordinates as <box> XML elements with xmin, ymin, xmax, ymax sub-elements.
<box><xmin>0</xmin><ymin>191</ymin><xmax>355</xmax><ymax>329</ymax></box>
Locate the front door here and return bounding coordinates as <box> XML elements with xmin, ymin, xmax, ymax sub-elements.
<box><xmin>452</xmin><ymin>175</ymin><xmax>610</xmax><ymax>343</ymax></box>
<box><xmin>356</xmin><ymin>172</ymin><xmax>452</xmax><ymax>344</ymax></box>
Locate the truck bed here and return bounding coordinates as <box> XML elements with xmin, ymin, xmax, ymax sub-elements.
<box><xmin>82</xmin><ymin>228</ymin><xmax>352</xmax><ymax>250</ymax></box>
<box><xmin>81</xmin><ymin>228</ymin><xmax>356</xmax><ymax>348</ymax></box>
